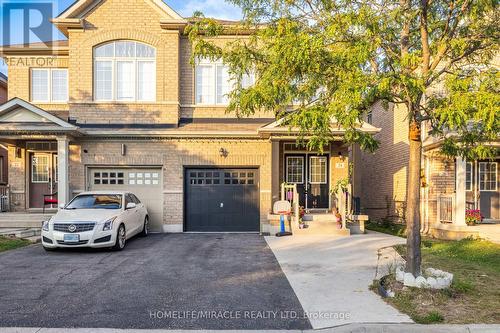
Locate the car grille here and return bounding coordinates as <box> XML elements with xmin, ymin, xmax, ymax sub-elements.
<box><xmin>56</xmin><ymin>240</ymin><xmax>89</xmax><ymax>245</ymax></box>
<box><xmin>53</xmin><ymin>223</ymin><xmax>96</xmax><ymax>233</ymax></box>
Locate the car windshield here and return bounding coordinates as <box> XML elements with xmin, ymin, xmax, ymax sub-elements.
<box><xmin>65</xmin><ymin>194</ymin><xmax>122</xmax><ymax>209</ymax></box>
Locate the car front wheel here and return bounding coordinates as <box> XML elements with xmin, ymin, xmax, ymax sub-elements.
<box><xmin>140</xmin><ymin>216</ymin><xmax>149</xmax><ymax>237</ymax></box>
<box><xmin>112</xmin><ymin>224</ymin><xmax>126</xmax><ymax>251</ymax></box>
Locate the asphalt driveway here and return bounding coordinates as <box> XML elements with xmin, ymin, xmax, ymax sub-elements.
<box><xmin>0</xmin><ymin>234</ymin><xmax>311</xmax><ymax>330</ymax></box>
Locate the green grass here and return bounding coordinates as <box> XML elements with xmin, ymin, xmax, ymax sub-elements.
<box><xmin>381</xmin><ymin>238</ymin><xmax>500</xmax><ymax>324</ymax></box>
<box><xmin>365</xmin><ymin>220</ymin><xmax>407</xmax><ymax>237</ymax></box>
<box><xmin>413</xmin><ymin>311</ymin><xmax>445</xmax><ymax>324</ymax></box>
<box><xmin>0</xmin><ymin>236</ymin><xmax>31</xmax><ymax>253</ymax></box>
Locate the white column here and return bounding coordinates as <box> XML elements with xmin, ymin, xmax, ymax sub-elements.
<box><xmin>57</xmin><ymin>136</ymin><xmax>69</xmax><ymax>209</ymax></box>
<box><xmin>271</xmin><ymin>141</ymin><xmax>280</xmax><ymax>203</ymax></box>
<box><xmin>454</xmin><ymin>157</ymin><xmax>467</xmax><ymax>226</ymax></box>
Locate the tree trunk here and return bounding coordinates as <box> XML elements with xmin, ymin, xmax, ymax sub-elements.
<box><xmin>406</xmin><ymin>120</ymin><xmax>422</xmax><ymax>276</ymax></box>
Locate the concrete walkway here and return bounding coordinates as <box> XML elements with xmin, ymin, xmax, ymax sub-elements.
<box><xmin>474</xmin><ymin>224</ymin><xmax>500</xmax><ymax>244</ymax></box>
<box><xmin>265</xmin><ymin>231</ymin><xmax>412</xmax><ymax>329</ymax></box>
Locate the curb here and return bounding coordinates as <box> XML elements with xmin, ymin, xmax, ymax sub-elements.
<box><xmin>1</xmin><ymin>324</ymin><xmax>500</xmax><ymax>333</ymax></box>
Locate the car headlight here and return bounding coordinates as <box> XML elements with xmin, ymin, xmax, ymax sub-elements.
<box><xmin>103</xmin><ymin>217</ymin><xmax>116</xmax><ymax>231</ymax></box>
<box><xmin>42</xmin><ymin>220</ymin><xmax>49</xmax><ymax>231</ymax></box>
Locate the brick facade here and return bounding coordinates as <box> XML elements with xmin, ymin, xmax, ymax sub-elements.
<box><xmin>355</xmin><ymin>101</ymin><xmax>409</xmax><ymax>222</ymax></box>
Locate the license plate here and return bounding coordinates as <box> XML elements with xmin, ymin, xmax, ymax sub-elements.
<box><xmin>64</xmin><ymin>234</ymin><xmax>80</xmax><ymax>243</ymax></box>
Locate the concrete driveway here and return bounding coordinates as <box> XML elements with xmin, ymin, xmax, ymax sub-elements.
<box><xmin>266</xmin><ymin>231</ymin><xmax>413</xmax><ymax>329</ymax></box>
<box><xmin>0</xmin><ymin>234</ymin><xmax>311</xmax><ymax>330</ymax></box>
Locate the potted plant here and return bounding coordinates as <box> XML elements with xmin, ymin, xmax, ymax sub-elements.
<box><xmin>465</xmin><ymin>209</ymin><xmax>482</xmax><ymax>225</ymax></box>
<box><xmin>333</xmin><ymin>207</ymin><xmax>342</xmax><ymax>229</ymax></box>
<box><xmin>298</xmin><ymin>206</ymin><xmax>307</xmax><ymax>228</ymax></box>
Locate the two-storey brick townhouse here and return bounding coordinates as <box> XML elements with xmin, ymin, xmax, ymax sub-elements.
<box><xmin>0</xmin><ymin>0</ymin><xmax>379</xmax><ymax>233</ymax></box>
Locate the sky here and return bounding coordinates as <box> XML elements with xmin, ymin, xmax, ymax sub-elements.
<box><xmin>0</xmin><ymin>0</ymin><xmax>242</xmax><ymax>75</ymax></box>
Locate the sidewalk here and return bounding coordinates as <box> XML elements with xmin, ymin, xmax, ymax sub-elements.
<box><xmin>1</xmin><ymin>323</ymin><xmax>500</xmax><ymax>332</ymax></box>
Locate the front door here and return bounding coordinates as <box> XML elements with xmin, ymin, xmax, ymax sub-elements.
<box><xmin>285</xmin><ymin>154</ymin><xmax>329</xmax><ymax>209</ymax></box>
<box><xmin>478</xmin><ymin>161</ymin><xmax>499</xmax><ymax>220</ymax></box>
<box><xmin>29</xmin><ymin>152</ymin><xmax>57</xmax><ymax>208</ymax></box>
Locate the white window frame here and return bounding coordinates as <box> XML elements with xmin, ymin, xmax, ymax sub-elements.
<box><xmin>309</xmin><ymin>156</ymin><xmax>328</xmax><ymax>184</ymax></box>
<box><xmin>465</xmin><ymin>162</ymin><xmax>473</xmax><ymax>191</ymax></box>
<box><xmin>195</xmin><ymin>58</ymin><xmax>255</xmax><ymax>106</ymax></box>
<box><xmin>53</xmin><ymin>155</ymin><xmax>58</xmax><ymax>183</ymax></box>
<box><xmin>479</xmin><ymin>162</ymin><xmax>497</xmax><ymax>192</ymax></box>
<box><xmin>31</xmin><ymin>68</ymin><xmax>68</xmax><ymax>103</ymax></box>
<box><xmin>286</xmin><ymin>156</ymin><xmax>305</xmax><ymax>184</ymax></box>
<box><xmin>31</xmin><ymin>154</ymin><xmax>50</xmax><ymax>183</ymax></box>
<box><xmin>93</xmin><ymin>41</ymin><xmax>156</xmax><ymax>102</ymax></box>
<box><xmin>366</xmin><ymin>110</ymin><xmax>373</xmax><ymax>124</ymax></box>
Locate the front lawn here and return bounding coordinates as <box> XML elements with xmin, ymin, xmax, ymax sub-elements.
<box><xmin>379</xmin><ymin>238</ymin><xmax>500</xmax><ymax>324</ymax></box>
<box><xmin>366</xmin><ymin>220</ymin><xmax>407</xmax><ymax>237</ymax></box>
<box><xmin>0</xmin><ymin>236</ymin><xmax>31</xmax><ymax>253</ymax></box>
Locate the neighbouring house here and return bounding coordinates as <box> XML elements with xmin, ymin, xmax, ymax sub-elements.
<box><xmin>0</xmin><ymin>73</ymin><xmax>8</xmax><ymax>191</ymax></box>
<box><xmin>352</xmin><ymin>102</ymin><xmax>409</xmax><ymax>224</ymax></box>
<box><xmin>0</xmin><ymin>0</ymin><xmax>379</xmax><ymax>233</ymax></box>
<box><xmin>0</xmin><ymin>73</ymin><xmax>7</xmax><ymax>102</ymax></box>
<box><xmin>354</xmin><ymin>76</ymin><xmax>499</xmax><ymax>241</ymax></box>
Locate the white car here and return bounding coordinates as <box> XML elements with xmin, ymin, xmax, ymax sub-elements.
<box><xmin>41</xmin><ymin>191</ymin><xmax>149</xmax><ymax>251</ymax></box>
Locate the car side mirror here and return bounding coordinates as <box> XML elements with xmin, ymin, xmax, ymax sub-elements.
<box><xmin>59</xmin><ymin>204</ymin><xmax>65</xmax><ymax>209</ymax></box>
<box><xmin>126</xmin><ymin>202</ymin><xmax>136</xmax><ymax>210</ymax></box>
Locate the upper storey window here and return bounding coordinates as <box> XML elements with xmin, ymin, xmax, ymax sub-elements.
<box><xmin>195</xmin><ymin>58</ymin><xmax>255</xmax><ymax>105</ymax></box>
<box><xmin>93</xmin><ymin>41</ymin><xmax>156</xmax><ymax>102</ymax></box>
<box><xmin>31</xmin><ymin>68</ymin><xmax>68</xmax><ymax>103</ymax></box>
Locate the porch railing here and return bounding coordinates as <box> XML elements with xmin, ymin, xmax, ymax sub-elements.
<box><xmin>466</xmin><ymin>201</ymin><xmax>475</xmax><ymax>210</ymax></box>
<box><xmin>281</xmin><ymin>183</ymin><xmax>299</xmax><ymax>224</ymax></box>
<box><xmin>0</xmin><ymin>185</ymin><xmax>9</xmax><ymax>212</ymax></box>
<box><xmin>437</xmin><ymin>194</ymin><xmax>454</xmax><ymax>223</ymax></box>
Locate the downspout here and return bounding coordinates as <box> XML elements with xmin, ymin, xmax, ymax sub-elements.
<box><xmin>474</xmin><ymin>160</ymin><xmax>478</xmax><ymax>209</ymax></box>
<box><xmin>423</xmin><ymin>156</ymin><xmax>430</xmax><ymax>234</ymax></box>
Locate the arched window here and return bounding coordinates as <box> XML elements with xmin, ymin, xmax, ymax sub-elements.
<box><xmin>94</xmin><ymin>41</ymin><xmax>156</xmax><ymax>102</ymax></box>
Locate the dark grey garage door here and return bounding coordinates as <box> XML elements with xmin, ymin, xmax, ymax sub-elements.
<box><xmin>185</xmin><ymin>169</ymin><xmax>260</xmax><ymax>232</ymax></box>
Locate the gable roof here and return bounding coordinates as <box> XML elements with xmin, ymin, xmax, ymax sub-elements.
<box><xmin>0</xmin><ymin>40</ymin><xmax>69</xmax><ymax>56</ymax></box>
<box><xmin>258</xmin><ymin>115</ymin><xmax>381</xmax><ymax>138</ymax></box>
<box><xmin>57</xmin><ymin>0</ymin><xmax>185</xmax><ymax>21</ymax></box>
<box><xmin>0</xmin><ymin>73</ymin><xmax>6</xmax><ymax>87</ymax></box>
<box><xmin>0</xmin><ymin>98</ymin><xmax>77</xmax><ymax>130</ymax></box>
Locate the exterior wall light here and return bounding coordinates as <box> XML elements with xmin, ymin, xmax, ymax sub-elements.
<box><xmin>219</xmin><ymin>148</ymin><xmax>228</xmax><ymax>157</ymax></box>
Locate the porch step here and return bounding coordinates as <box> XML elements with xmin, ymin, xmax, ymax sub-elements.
<box><xmin>303</xmin><ymin>213</ymin><xmax>336</xmax><ymax>222</ymax></box>
<box><xmin>0</xmin><ymin>213</ymin><xmax>52</xmax><ymax>228</ymax></box>
<box><xmin>292</xmin><ymin>220</ymin><xmax>350</xmax><ymax>236</ymax></box>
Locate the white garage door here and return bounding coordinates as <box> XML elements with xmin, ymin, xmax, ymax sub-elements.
<box><xmin>89</xmin><ymin>168</ymin><xmax>163</xmax><ymax>232</ymax></box>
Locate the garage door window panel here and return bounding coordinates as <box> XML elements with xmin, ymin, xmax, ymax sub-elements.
<box><xmin>189</xmin><ymin>171</ymin><xmax>222</xmax><ymax>185</ymax></box>
<box><xmin>94</xmin><ymin>171</ymin><xmax>124</xmax><ymax>185</ymax></box>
